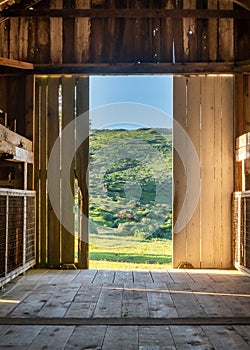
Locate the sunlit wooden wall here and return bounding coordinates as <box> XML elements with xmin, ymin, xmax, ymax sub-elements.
<box><xmin>173</xmin><ymin>75</ymin><xmax>234</xmax><ymax>268</ymax></box>
<box><xmin>35</xmin><ymin>76</ymin><xmax>89</xmax><ymax>268</ymax></box>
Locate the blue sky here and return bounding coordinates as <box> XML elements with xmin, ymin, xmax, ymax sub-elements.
<box><xmin>90</xmin><ymin>75</ymin><xmax>173</xmax><ymax>129</ymax></box>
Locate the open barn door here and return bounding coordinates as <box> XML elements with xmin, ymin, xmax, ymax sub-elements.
<box><xmin>173</xmin><ymin>75</ymin><xmax>234</xmax><ymax>269</ymax></box>
<box><xmin>34</xmin><ymin>76</ymin><xmax>89</xmax><ymax>269</ymax></box>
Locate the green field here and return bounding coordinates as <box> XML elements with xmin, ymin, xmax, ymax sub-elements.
<box><xmin>89</xmin><ymin>233</ymin><xmax>172</xmax><ymax>270</ymax></box>
<box><xmin>89</xmin><ymin>128</ymin><xmax>172</xmax><ymax>269</ymax></box>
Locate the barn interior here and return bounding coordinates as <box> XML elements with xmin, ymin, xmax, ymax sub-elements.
<box><xmin>0</xmin><ymin>0</ymin><xmax>250</xmax><ymax>348</ymax></box>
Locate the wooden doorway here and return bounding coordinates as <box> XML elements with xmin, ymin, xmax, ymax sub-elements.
<box><xmin>34</xmin><ymin>74</ymin><xmax>234</xmax><ymax>270</ymax></box>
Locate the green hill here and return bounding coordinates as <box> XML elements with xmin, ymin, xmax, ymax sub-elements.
<box><xmin>89</xmin><ymin>128</ymin><xmax>172</xmax><ymax>240</ymax></box>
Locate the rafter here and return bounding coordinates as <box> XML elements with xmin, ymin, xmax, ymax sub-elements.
<box><xmin>0</xmin><ymin>57</ymin><xmax>34</xmax><ymax>69</ymax></box>
<box><xmin>233</xmin><ymin>0</ymin><xmax>250</xmax><ymax>11</ymax></box>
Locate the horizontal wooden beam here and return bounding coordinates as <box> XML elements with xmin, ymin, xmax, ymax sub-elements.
<box><xmin>234</xmin><ymin>60</ymin><xmax>250</xmax><ymax>73</ymax></box>
<box><xmin>0</xmin><ymin>124</ymin><xmax>32</xmax><ymax>152</ymax></box>
<box><xmin>0</xmin><ymin>57</ymin><xmax>34</xmax><ymax>70</ymax></box>
<box><xmin>34</xmin><ymin>62</ymin><xmax>236</xmax><ymax>74</ymax></box>
<box><xmin>2</xmin><ymin>8</ymin><xmax>250</xmax><ymax>19</ymax></box>
<box><xmin>0</xmin><ymin>140</ymin><xmax>33</xmax><ymax>163</ymax></box>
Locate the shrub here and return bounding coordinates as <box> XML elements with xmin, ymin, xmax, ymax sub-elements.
<box><xmin>134</xmin><ymin>230</ymin><xmax>152</xmax><ymax>241</ymax></box>
<box><xmin>89</xmin><ymin>220</ymin><xmax>98</xmax><ymax>234</ymax></box>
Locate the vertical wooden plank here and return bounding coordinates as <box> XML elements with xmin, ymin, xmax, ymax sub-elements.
<box><xmin>208</xmin><ymin>0</ymin><xmax>218</xmax><ymax>62</ymax></box>
<box><xmin>214</xmin><ymin>76</ymin><xmax>223</xmax><ymax>268</ymax></box>
<box><xmin>34</xmin><ymin>79</ymin><xmax>41</xmax><ymax>265</ymax></box>
<box><xmin>219</xmin><ymin>0</ymin><xmax>234</xmax><ymax>62</ymax></box>
<box><xmin>185</xmin><ymin>76</ymin><xmax>201</xmax><ymax>268</ymax></box>
<box><xmin>134</xmin><ymin>0</ymin><xmax>150</xmax><ymax>63</ymax></box>
<box><xmin>50</xmin><ymin>0</ymin><xmax>63</xmax><ymax>64</ymax></box>
<box><xmin>235</xmin><ymin>19</ymin><xmax>250</xmax><ymax>62</ymax></box>
<box><xmin>24</xmin><ymin>75</ymin><xmax>34</xmax><ymax>141</ymax></box>
<box><xmin>161</xmin><ymin>0</ymin><xmax>174</xmax><ymax>63</ymax></box>
<box><xmin>19</xmin><ymin>18</ymin><xmax>29</xmax><ymax>61</ymax></box>
<box><xmin>63</xmin><ymin>0</ymin><xmax>76</xmax><ymax>63</ymax></box>
<box><xmin>235</xmin><ymin>162</ymin><xmax>242</xmax><ymax>192</ymax></box>
<box><xmin>200</xmin><ymin>75</ymin><xmax>215</xmax><ymax>268</ymax></box>
<box><xmin>197</xmin><ymin>17</ymin><xmax>208</xmax><ymax>62</ymax></box>
<box><xmin>0</xmin><ymin>77</ymin><xmax>8</xmax><ymax>113</ymax></box>
<box><xmin>39</xmin><ymin>77</ymin><xmax>48</xmax><ymax>267</ymax></box>
<box><xmin>105</xmin><ymin>0</ymin><xmax>116</xmax><ymax>63</ymax></box>
<box><xmin>151</xmin><ymin>11</ymin><xmax>162</xmax><ymax>64</ymax></box>
<box><xmin>76</xmin><ymin>76</ymin><xmax>89</xmax><ymax>269</ymax></box>
<box><xmin>172</xmin><ymin>1</ymin><xmax>183</xmax><ymax>63</ymax></box>
<box><xmin>27</xmin><ymin>18</ymin><xmax>35</xmax><ymax>62</ymax></box>
<box><xmin>75</xmin><ymin>0</ymin><xmax>91</xmax><ymax>63</ymax></box>
<box><xmin>221</xmin><ymin>75</ymin><xmax>234</xmax><ymax>268</ymax></box>
<box><xmin>61</xmin><ymin>76</ymin><xmax>75</xmax><ymax>265</ymax></box>
<box><xmin>7</xmin><ymin>76</ymin><xmax>25</xmax><ymax>135</ymax></box>
<box><xmin>183</xmin><ymin>0</ymin><xmax>197</xmax><ymax>62</ymax></box>
<box><xmin>25</xmin><ymin>75</ymin><xmax>34</xmax><ymax>194</ymax></box>
<box><xmin>35</xmin><ymin>17</ymin><xmax>50</xmax><ymax>63</ymax></box>
<box><xmin>0</xmin><ymin>20</ymin><xmax>9</xmax><ymax>58</ymax></box>
<box><xmin>47</xmin><ymin>77</ymin><xmax>61</xmax><ymax>268</ymax></box>
<box><xmin>173</xmin><ymin>76</ymin><xmax>187</xmax><ymax>267</ymax></box>
<box><xmin>9</xmin><ymin>18</ymin><xmax>19</xmax><ymax>60</ymax></box>
<box><xmin>235</xmin><ymin>74</ymin><xmax>244</xmax><ymax>138</ymax></box>
<box><xmin>243</xmin><ymin>75</ymin><xmax>250</xmax><ymax>133</ymax></box>
<box><xmin>119</xmin><ymin>1</ymin><xmax>135</xmax><ymax>63</ymax></box>
<box><xmin>113</xmin><ymin>0</ymin><xmax>127</xmax><ymax>62</ymax></box>
<box><xmin>90</xmin><ymin>0</ymin><xmax>106</xmax><ymax>63</ymax></box>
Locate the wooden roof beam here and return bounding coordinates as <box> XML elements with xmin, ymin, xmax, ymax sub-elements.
<box><xmin>0</xmin><ymin>57</ymin><xmax>34</xmax><ymax>70</ymax></box>
<box><xmin>233</xmin><ymin>0</ymin><xmax>250</xmax><ymax>11</ymax></box>
<box><xmin>1</xmin><ymin>8</ymin><xmax>250</xmax><ymax>19</ymax></box>
<box><xmin>34</xmin><ymin>62</ymin><xmax>236</xmax><ymax>74</ymax></box>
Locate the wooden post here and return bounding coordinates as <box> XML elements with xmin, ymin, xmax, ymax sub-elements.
<box><xmin>76</xmin><ymin>76</ymin><xmax>89</xmax><ymax>269</ymax></box>
<box><xmin>221</xmin><ymin>76</ymin><xmax>234</xmax><ymax>268</ymax></box>
<box><xmin>61</xmin><ymin>76</ymin><xmax>75</xmax><ymax>265</ymax></box>
<box><xmin>185</xmin><ymin>76</ymin><xmax>201</xmax><ymax>268</ymax></box>
<box><xmin>47</xmin><ymin>77</ymin><xmax>61</xmax><ymax>268</ymax></box>
<box><xmin>173</xmin><ymin>76</ymin><xmax>187</xmax><ymax>267</ymax></box>
<box><xmin>38</xmin><ymin>78</ymin><xmax>48</xmax><ymax>267</ymax></box>
<box><xmin>200</xmin><ymin>75</ymin><xmax>215</xmax><ymax>268</ymax></box>
<box><xmin>34</xmin><ymin>79</ymin><xmax>40</xmax><ymax>265</ymax></box>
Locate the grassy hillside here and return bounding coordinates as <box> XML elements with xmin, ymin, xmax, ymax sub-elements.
<box><xmin>89</xmin><ymin>128</ymin><xmax>172</xmax><ymax>241</ymax></box>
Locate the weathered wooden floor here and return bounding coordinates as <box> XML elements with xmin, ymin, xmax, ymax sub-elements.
<box><xmin>0</xmin><ymin>269</ymin><xmax>250</xmax><ymax>349</ymax></box>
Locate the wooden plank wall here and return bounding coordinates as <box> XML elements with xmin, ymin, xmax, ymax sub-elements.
<box><xmin>0</xmin><ymin>75</ymin><xmax>34</xmax><ymax>138</ymax></box>
<box><xmin>35</xmin><ymin>76</ymin><xmax>89</xmax><ymax>268</ymax></box>
<box><xmin>0</xmin><ymin>0</ymin><xmax>241</xmax><ymax>65</ymax></box>
<box><xmin>173</xmin><ymin>75</ymin><xmax>234</xmax><ymax>269</ymax></box>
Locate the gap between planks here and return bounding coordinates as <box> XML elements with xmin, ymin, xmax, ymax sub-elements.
<box><xmin>1</xmin><ymin>317</ymin><xmax>250</xmax><ymax>326</ymax></box>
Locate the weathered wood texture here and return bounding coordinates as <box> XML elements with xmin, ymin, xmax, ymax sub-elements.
<box><xmin>76</xmin><ymin>76</ymin><xmax>89</xmax><ymax>269</ymax></box>
<box><xmin>0</xmin><ymin>269</ymin><xmax>250</xmax><ymax>348</ymax></box>
<box><xmin>235</xmin><ymin>74</ymin><xmax>250</xmax><ymax>138</ymax></box>
<box><xmin>173</xmin><ymin>75</ymin><xmax>234</xmax><ymax>268</ymax></box>
<box><xmin>0</xmin><ymin>75</ymin><xmax>34</xmax><ymax>139</ymax></box>
<box><xmin>35</xmin><ymin>76</ymin><xmax>89</xmax><ymax>268</ymax></box>
<box><xmin>0</xmin><ymin>0</ymin><xmax>246</xmax><ymax>66</ymax></box>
